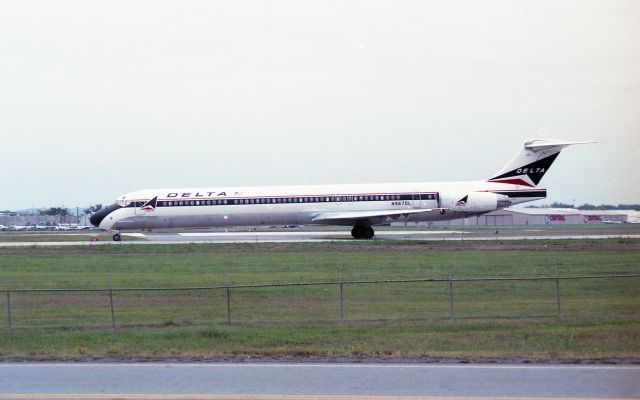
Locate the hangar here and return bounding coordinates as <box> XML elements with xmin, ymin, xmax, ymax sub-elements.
<box><xmin>419</xmin><ymin>208</ymin><xmax>630</xmax><ymax>227</ymax></box>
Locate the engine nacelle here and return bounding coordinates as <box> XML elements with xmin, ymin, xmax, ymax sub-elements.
<box><xmin>440</xmin><ymin>192</ymin><xmax>511</xmax><ymax>213</ymax></box>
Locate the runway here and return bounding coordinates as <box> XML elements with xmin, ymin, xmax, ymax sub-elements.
<box><xmin>0</xmin><ymin>363</ymin><xmax>638</xmax><ymax>399</ymax></box>
<box><xmin>1</xmin><ymin>229</ymin><xmax>639</xmax><ymax>246</ymax></box>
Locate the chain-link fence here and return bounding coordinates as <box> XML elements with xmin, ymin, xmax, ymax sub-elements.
<box><xmin>1</xmin><ymin>274</ymin><xmax>639</xmax><ymax>332</ymax></box>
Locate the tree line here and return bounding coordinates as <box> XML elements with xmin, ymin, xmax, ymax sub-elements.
<box><xmin>38</xmin><ymin>204</ymin><xmax>104</xmax><ymax>216</ymax></box>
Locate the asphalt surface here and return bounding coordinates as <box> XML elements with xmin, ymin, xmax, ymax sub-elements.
<box><xmin>0</xmin><ymin>363</ymin><xmax>638</xmax><ymax>399</ymax></box>
<box><xmin>1</xmin><ymin>229</ymin><xmax>640</xmax><ymax>246</ymax></box>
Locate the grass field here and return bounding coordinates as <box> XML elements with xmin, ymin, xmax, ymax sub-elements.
<box><xmin>0</xmin><ymin>239</ymin><xmax>639</xmax><ymax>361</ymax></box>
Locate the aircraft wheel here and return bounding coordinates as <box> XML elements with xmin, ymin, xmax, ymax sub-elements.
<box><xmin>112</xmin><ymin>233</ymin><xmax>121</xmax><ymax>241</ymax></box>
<box><xmin>351</xmin><ymin>225</ymin><xmax>374</xmax><ymax>239</ymax></box>
<box><xmin>364</xmin><ymin>227</ymin><xmax>375</xmax><ymax>239</ymax></box>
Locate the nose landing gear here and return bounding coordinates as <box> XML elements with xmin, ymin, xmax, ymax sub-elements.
<box><xmin>112</xmin><ymin>231</ymin><xmax>121</xmax><ymax>241</ymax></box>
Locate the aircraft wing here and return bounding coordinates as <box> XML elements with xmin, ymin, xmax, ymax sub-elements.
<box><xmin>312</xmin><ymin>208</ymin><xmax>443</xmax><ymax>224</ymax></box>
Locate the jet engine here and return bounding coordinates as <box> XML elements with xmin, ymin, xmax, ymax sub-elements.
<box><xmin>441</xmin><ymin>192</ymin><xmax>511</xmax><ymax>213</ymax></box>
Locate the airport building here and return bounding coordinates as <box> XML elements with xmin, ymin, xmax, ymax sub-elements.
<box><xmin>0</xmin><ymin>214</ymin><xmax>82</xmax><ymax>228</ymax></box>
<box><xmin>406</xmin><ymin>208</ymin><xmax>631</xmax><ymax>227</ymax></box>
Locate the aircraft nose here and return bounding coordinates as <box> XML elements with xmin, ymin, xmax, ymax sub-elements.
<box><xmin>90</xmin><ymin>203</ymin><xmax>122</xmax><ymax>228</ymax></box>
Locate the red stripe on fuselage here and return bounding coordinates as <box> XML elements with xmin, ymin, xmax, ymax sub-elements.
<box><xmin>487</xmin><ymin>178</ymin><xmax>534</xmax><ymax>187</ymax></box>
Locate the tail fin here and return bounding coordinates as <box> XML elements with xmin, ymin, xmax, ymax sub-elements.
<box><xmin>488</xmin><ymin>139</ymin><xmax>596</xmax><ymax>187</ymax></box>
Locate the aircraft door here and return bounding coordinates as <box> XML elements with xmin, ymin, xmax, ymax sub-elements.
<box><xmin>422</xmin><ymin>193</ymin><xmax>437</xmax><ymax>208</ymax></box>
<box><xmin>132</xmin><ymin>201</ymin><xmax>146</xmax><ymax>216</ymax></box>
<box><xmin>412</xmin><ymin>193</ymin><xmax>421</xmax><ymax>209</ymax></box>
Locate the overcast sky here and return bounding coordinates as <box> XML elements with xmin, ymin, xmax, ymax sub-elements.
<box><xmin>1</xmin><ymin>0</ymin><xmax>638</xmax><ymax>210</ymax></box>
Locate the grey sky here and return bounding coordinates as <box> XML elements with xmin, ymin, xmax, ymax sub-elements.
<box><xmin>1</xmin><ymin>0</ymin><xmax>638</xmax><ymax>210</ymax></box>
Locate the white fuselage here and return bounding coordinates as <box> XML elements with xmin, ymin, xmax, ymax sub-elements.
<box><xmin>95</xmin><ymin>180</ymin><xmax>545</xmax><ymax>231</ymax></box>
<box><xmin>90</xmin><ymin>138</ymin><xmax>592</xmax><ymax>240</ymax></box>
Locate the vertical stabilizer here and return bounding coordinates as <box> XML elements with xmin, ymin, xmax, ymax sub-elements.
<box><xmin>488</xmin><ymin>139</ymin><xmax>595</xmax><ymax>187</ymax></box>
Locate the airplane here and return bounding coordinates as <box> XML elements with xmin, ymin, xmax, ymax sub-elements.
<box><xmin>91</xmin><ymin>138</ymin><xmax>594</xmax><ymax>241</ymax></box>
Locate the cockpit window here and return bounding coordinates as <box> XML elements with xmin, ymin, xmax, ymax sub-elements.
<box><xmin>116</xmin><ymin>196</ymin><xmax>131</xmax><ymax>207</ymax></box>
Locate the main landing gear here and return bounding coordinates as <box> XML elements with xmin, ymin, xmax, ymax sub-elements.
<box><xmin>351</xmin><ymin>223</ymin><xmax>374</xmax><ymax>239</ymax></box>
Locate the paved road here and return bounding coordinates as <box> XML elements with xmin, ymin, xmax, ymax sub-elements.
<box><xmin>1</xmin><ymin>230</ymin><xmax>639</xmax><ymax>246</ymax></box>
<box><xmin>0</xmin><ymin>363</ymin><xmax>638</xmax><ymax>399</ymax></box>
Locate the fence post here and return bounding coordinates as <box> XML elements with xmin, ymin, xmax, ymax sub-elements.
<box><xmin>226</xmin><ymin>286</ymin><xmax>231</xmax><ymax>325</ymax></box>
<box><xmin>448</xmin><ymin>274</ymin><xmax>455</xmax><ymax>320</ymax></box>
<box><xmin>6</xmin><ymin>289</ymin><xmax>12</xmax><ymax>333</ymax></box>
<box><xmin>109</xmin><ymin>288</ymin><xmax>116</xmax><ymax>329</ymax></box>
<box><xmin>554</xmin><ymin>259</ymin><xmax>562</xmax><ymax>318</ymax></box>
<box><xmin>339</xmin><ymin>267</ymin><xmax>344</xmax><ymax>324</ymax></box>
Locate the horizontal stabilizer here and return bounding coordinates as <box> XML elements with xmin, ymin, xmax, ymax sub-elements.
<box><xmin>524</xmin><ymin>139</ymin><xmax>597</xmax><ymax>151</ymax></box>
